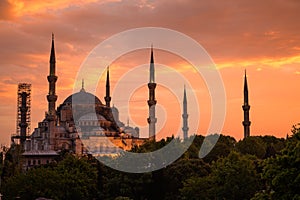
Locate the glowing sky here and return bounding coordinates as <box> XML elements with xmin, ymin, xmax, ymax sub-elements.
<box><xmin>1</xmin><ymin>0</ymin><xmax>300</xmax><ymax>144</ymax></box>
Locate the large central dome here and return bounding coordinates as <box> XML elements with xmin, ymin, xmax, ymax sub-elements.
<box><xmin>63</xmin><ymin>88</ymin><xmax>103</xmax><ymax>105</ymax></box>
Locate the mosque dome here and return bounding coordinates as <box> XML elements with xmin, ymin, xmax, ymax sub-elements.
<box><xmin>63</xmin><ymin>88</ymin><xmax>103</xmax><ymax>105</ymax></box>
<box><xmin>111</xmin><ymin>104</ymin><xmax>119</xmax><ymax>113</ymax></box>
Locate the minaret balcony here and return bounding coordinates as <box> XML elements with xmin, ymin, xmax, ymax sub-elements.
<box><xmin>182</xmin><ymin>114</ymin><xmax>189</xmax><ymax>118</ymax></box>
<box><xmin>147</xmin><ymin>100</ymin><xmax>157</xmax><ymax>106</ymax></box>
<box><xmin>47</xmin><ymin>94</ymin><xmax>58</xmax><ymax>102</ymax></box>
<box><xmin>242</xmin><ymin>104</ymin><xmax>250</xmax><ymax>110</ymax></box>
<box><xmin>147</xmin><ymin>83</ymin><xmax>157</xmax><ymax>89</ymax></box>
<box><xmin>147</xmin><ymin>117</ymin><xmax>157</xmax><ymax>123</ymax></box>
<box><xmin>105</xmin><ymin>96</ymin><xmax>111</xmax><ymax>102</ymax></box>
<box><xmin>242</xmin><ymin>121</ymin><xmax>251</xmax><ymax>126</ymax></box>
<box><xmin>47</xmin><ymin>75</ymin><xmax>58</xmax><ymax>82</ymax></box>
<box><xmin>182</xmin><ymin>127</ymin><xmax>189</xmax><ymax>131</ymax></box>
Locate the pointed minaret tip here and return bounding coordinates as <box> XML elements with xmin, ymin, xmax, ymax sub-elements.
<box><xmin>183</xmin><ymin>85</ymin><xmax>187</xmax><ymax>101</ymax></box>
<box><xmin>49</xmin><ymin>33</ymin><xmax>56</xmax><ymax>75</ymax></box>
<box><xmin>106</xmin><ymin>65</ymin><xmax>110</xmax><ymax>86</ymax></box>
<box><xmin>244</xmin><ymin>69</ymin><xmax>248</xmax><ymax>90</ymax></box>
<box><xmin>105</xmin><ymin>65</ymin><xmax>111</xmax><ymax>107</ymax></box>
<box><xmin>149</xmin><ymin>45</ymin><xmax>155</xmax><ymax>83</ymax></box>
<box><xmin>50</xmin><ymin>33</ymin><xmax>55</xmax><ymax>60</ymax></box>
<box><xmin>150</xmin><ymin>45</ymin><xmax>154</xmax><ymax>63</ymax></box>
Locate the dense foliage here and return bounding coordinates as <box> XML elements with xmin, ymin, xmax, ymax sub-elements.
<box><xmin>1</xmin><ymin>126</ymin><xmax>300</xmax><ymax>200</ymax></box>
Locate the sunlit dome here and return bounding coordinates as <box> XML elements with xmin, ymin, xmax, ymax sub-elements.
<box><xmin>63</xmin><ymin>88</ymin><xmax>103</xmax><ymax>105</ymax></box>
<box><xmin>111</xmin><ymin>104</ymin><xmax>119</xmax><ymax>112</ymax></box>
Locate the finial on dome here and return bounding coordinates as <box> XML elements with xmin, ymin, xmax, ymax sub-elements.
<box><xmin>80</xmin><ymin>79</ymin><xmax>85</xmax><ymax>92</ymax></box>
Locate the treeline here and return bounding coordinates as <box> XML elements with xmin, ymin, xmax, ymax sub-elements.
<box><xmin>1</xmin><ymin>125</ymin><xmax>300</xmax><ymax>200</ymax></box>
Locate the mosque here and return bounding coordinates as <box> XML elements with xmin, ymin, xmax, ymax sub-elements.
<box><xmin>18</xmin><ymin>35</ymin><xmax>149</xmax><ymax>169</ymax></box>
<box><xmin>13</xmin><ymin>34</ymin><xmax>251</xmax><ymax>170</ymax></box>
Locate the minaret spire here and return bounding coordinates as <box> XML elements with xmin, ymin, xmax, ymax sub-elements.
<box><xmin>149</xmin><ymin>45</ymin><xmax>155</xmax><ymax>83</ymax></box>
<box><xmin>50</xmin><ymin>33</ymin><xmax>56</xmax><ymax>75</ymax></box>
<box><xmin>182</xmin><ymin>85</ymin><xmax>189</xmax><ymax>140</ymax></box>
<box><xmin>47</xmin><ymin>33</ymin><xmax>58</xmax><ymax>120</ymax></box>
<box><xmin>244</xmin><ymin>70</ymin><xmax>248</xmax><ymax>104</ymax></box>
<box><xmin>242</xmin><ymin>70</ymin><xmax>251</xmax><ymax>138</ymax></box>
<box><xmin>105</xmin><ymin>66</ymin><xmax>111</xmax><ymax>107</ymax></box>
<box><xmin>147</xmin><ymin>45</ymin><xmax>157</xmax><ymax>140</ymax></box>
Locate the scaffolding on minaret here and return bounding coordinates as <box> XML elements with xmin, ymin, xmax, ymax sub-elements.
<box><xmin>14</xmin><ymin>83</ymin><xmax>31</xmax><ymax>145</ymax></box>
<box><xmin>16</xmin><ymin>83</ymin><xmax>31</xmax><ymax>136</ymax></box>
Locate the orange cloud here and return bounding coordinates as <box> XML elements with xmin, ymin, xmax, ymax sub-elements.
<box><xmin>2</xmin><ymin>0</ymin><xmax>300</xmax><ymax>145</ymax></box>
<box><xmin>7</xmin><ymin>0</ymin><xmax>113</xmax><ymax>17</ymax></box>
<box><xmin>216</xmin><ymin>54</ymin><xmax>300</xmax><ymax>69</ymax></box>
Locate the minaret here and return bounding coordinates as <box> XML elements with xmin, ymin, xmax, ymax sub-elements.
<box><xmin>19</xmin><ymin>92</ymin><xmax>29</xmax><ymax>146</ymax></box>
<box><xmin>47</xmin><ymin>33</ymin><xmax>58</xmax><ymax>121</ymax></box>
<box><xmin>242</xmin><ymin>70</ymin><xmax>251</xmax><ymax>138</ymax></box>
<box><xmin>182</xmin><ymin>86</ymin><xmax>189</xmax><ymax>140</ymax></box>
<box><xmin>147</xmin><ymin>46</ymin><xmax>157</xmax><ymax>140</ymax></box>
<box><xmin>105</xmin><ymin>66</ymin><xmax>111</xmax><ymax>107</ymax></box>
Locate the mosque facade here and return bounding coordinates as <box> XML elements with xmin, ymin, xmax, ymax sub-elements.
<box><xmin>20</xmin><ymin>35</ymin><xmax>146</xmax><ymax>169</ymax></box>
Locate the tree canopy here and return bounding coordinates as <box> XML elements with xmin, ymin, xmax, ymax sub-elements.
<box><xmin>0</xmin><ymin>128</ymin><xmax>299</xmax><ymax>200</ymax></box>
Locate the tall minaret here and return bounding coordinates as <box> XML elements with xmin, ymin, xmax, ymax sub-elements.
<box><xmin>47</xmin><ymin>33</ymin><xmax>58</xmax><ymax>121</ymax></box>
<box><xmin>242</xmin><ymin>70</ymin><xmax>251</xmax><ymax>138</ymax></box>
<box><xmin>147</xmin><ymin>46</ymin><xmax>157</xmax><ymax>140</ymax></box>
<box><xmin>105</xmin><ymin>66</ymin><xmax>111</xmax><ymax>107</ymax></box>
<box><xmin>182</xmin><ymin>86</ymin><xmax>189</xmax><ymax>140</ymax></box>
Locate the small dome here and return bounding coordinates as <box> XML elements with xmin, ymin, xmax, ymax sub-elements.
<box><xmin>111</xmin><ymin>105</ymin><xmax>119</xmax><ymax>113</ymax></box>
<box><xmin>63</xmin><ymin>89</ymin><xmax>102</xmax><ymax>105</ymax></box>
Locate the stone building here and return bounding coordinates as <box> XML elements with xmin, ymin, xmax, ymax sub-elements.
<box><xmin>20</xmin><ymin>35</ymin><xmax>146</xmax><ymax>169</ymax></box>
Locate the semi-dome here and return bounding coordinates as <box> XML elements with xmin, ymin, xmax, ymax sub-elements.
<box><xmin>63</xmin><ymin>88</ymin><xmax>102</xmax><ymax>105</ymax></box>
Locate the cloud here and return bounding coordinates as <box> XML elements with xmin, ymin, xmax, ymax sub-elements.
<box><xmin>0</xmin><ymin>0</ymin><xmax>14</xmax><ymax>20</ymax></box>
<box><xmin>3</xmin><ymin>0</ymin><xmax>116</xmax><ymax>18</ymax></box>
<box><xmin>2</xmin><ymin>0</ymin><xmax>300</xmax><ymax>65</ymax></box>
<box><xmin>1</xmin><ymin>0</ymin><xmax>300</xmax><ymax>143</ymax></box>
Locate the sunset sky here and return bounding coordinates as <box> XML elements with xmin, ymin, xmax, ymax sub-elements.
<box><xmin>1</xmin><ymin>0</ymin><xmax>300</xmax><ymax>145</ymax></box>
